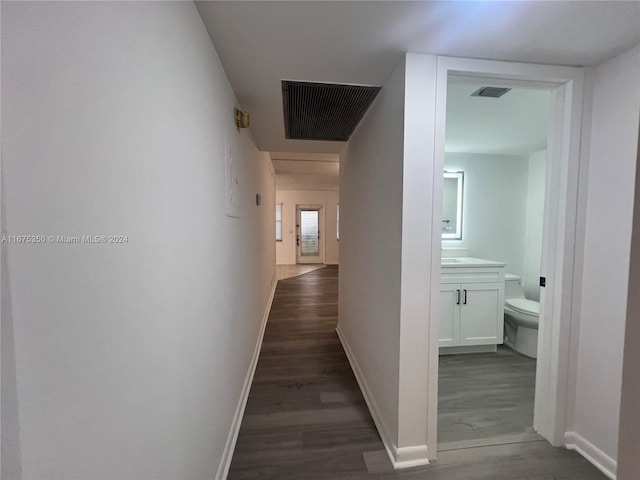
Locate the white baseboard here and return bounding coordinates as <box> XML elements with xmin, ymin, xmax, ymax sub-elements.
<box><xmin>565</xmin><ymin>431</ymin><xmax>617</xmax><ymax>480</ymax></box>
<box><xmin>216</xmin><ymin>279</ymin><xmax>277</xmax><ymax>480</ymax></box>
<box><xmin>336</xmin><ymin>324</ymin><xmax>429</xmax><ymax>470</ymax></box>
<box><xmin>439</xmin><ymin>345</ymin><xmax>497</xmax><ymax>355</ymax></box>
<box><xmin>394</xmin><ymin>445</ymin><xmax>430</xmax><ymax>468</ymax></box>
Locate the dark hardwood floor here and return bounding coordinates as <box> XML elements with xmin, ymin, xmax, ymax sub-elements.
<box><xmin>438</xmin><ymin>347</ymin><xmax>541</xmax><ymax>450</ymax></box>
<box><xmin>228</xmin><ymin>266</ymin><xmax>606</xmax><ymax>479</ymax></box>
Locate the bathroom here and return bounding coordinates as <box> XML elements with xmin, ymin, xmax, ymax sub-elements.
<box><xmin>437</xmin><ymin>79</ymin><xmax>550</xmax><ymax>449</ymax></box>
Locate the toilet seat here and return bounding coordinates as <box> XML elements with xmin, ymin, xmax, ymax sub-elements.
<box><xmin>505</xmin><ymin>298</ymin><xmax>539</xmax><ymax>316</ymax></box>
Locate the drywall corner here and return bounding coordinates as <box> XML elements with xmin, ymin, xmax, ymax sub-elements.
<box><xmin>396</xmin><ymin>52</ymin><xmax>438</xmax><ymax>460</ymax></box>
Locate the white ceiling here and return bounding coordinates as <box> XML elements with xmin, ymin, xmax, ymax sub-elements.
<box><xmin>272</xmin><ymin>159</ymin><xmax>340</xmax><ymax>191</ymax></box>
<box><xmin>445</xmin><ymin>82</ymin><xmax>551</xmax><ymax>155</ymax></box>
<box><xmin>196</xmin><ymin>0</ymin><xmax>640</xmax><ymax>156</ymax></box>
<box><xmin>270</xmin><ymin>151</ymin><xmax>339</xmax><ymax>190</ymax></box>
<box><xmin>273</xmin><ymin>83</ymin><xmax>551</xmax><ymax>190</ymax></box>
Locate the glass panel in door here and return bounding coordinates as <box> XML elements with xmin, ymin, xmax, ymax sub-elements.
<box><xmin>300</xmin><ymin>210</ymin><xmax>319</xmax><ymax>256</ymax></box>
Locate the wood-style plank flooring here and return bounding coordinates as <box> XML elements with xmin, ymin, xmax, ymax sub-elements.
<box><xmin>438</xmin><ymin>347</ymin><xmax>542</xmax><ymax>450</ymax></box>
<box><xmin>228</xmin><ymin>266</ymin><xmax>606</xmax><ymax>479</ymax></box>
<box><xmin>276</xmin><ymin>263</ymin><xmax>327</xmax><ymax>280</ymax></box>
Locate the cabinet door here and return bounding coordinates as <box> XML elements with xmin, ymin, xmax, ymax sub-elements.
<box><xmin>439</xmin><ymin>284</ymin><xmax>460</xmax><ymax>347</ymax></box>
<box><xmin>459</xmin><ymin>282</ymin><xmax>504</xmax><ymax>346</ymax></box>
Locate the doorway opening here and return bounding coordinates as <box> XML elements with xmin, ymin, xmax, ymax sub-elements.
<box><xmin>428</xmin><ymin>57</ymin><xmax>585</xmax><ymax>458</ymax></box>
<box><xmin>437</xmin><ymin>76</ymin><xmax>551</xmax><ymax>451</ymax></box>
<box><xmin>296</xmin><ymin>205</ymin><xmax>324</xmax><ymax>264</ymax></box>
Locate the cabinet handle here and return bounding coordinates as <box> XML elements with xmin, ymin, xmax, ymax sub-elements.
<box><xmin>463</xmin><ymin>289</ymin><xmax>467</xmax><ymax>305</ymax></box>
<box><xmin>456</xmin><ymin>289</ymin><xmax>460</xmax><ymax>305</ymax></box>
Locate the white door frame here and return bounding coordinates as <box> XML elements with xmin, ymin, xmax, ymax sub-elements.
<box><xmin>430</xmin><ymin>56</ymin><xmax>585</xmax><ymax>450</ymax></box>
<box><xmin>296</xmin><ymin>204</ymin><xmax>324</xmax><ymax>264</ymax></box>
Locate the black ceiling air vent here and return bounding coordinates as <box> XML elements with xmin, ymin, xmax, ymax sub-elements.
<box><xmin>471</xmin><ymin>86</ymin><xmax>511</xmax><ymax>98</ymax></box>
<box><xmin>282</xmin><ymin>80</ymin><xmax>381</xmax><ymax>141</ymax></box>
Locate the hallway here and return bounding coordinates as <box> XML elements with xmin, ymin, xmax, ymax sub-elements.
<box><xmin>228</xmin><ymin>267</ymin><xmax>606</xmax><ymax>479</ymax></box>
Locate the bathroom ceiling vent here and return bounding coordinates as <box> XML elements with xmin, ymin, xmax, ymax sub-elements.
<box><xmin>471</xmin><ymin>86</ymin><xmax>511</xmax><ymax>98</ymax></box>
<box><xmin>282</xmin><ymin>80</ymin><xmax>381</xmax><ymax>141</ymax></box>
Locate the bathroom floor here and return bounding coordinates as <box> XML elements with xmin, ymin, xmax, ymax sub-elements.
<box><xmin>438</xmin><ymin>346</ymin><xmax>541</xmax><ymax>451</ymax></box>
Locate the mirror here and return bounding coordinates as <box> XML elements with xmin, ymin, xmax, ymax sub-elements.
<box><xmin>442</xmin><ymin>171</ymin><xmax>463</xmax><ymax>240</ymax></box>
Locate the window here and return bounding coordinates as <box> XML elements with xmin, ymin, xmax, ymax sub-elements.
<box><xmin>275</xmin><ymin>203</ymin><xmax>283</xmax><ymax>241</ymax></box>
<box><xmin>336</xmin><ymin>204</ymin><xmax>339</xmax><ymax>241</ymax></box>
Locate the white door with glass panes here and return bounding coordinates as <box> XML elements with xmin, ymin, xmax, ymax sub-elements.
<box><xmin>296</xmin><ymin>205</ymin><xmax>324</xmax><ymax>264</ymax></box>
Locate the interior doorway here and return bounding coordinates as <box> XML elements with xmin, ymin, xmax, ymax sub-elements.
<box><xmin>437</xmin><ymin>76</ymin><xmax>551</xmax><ymax>451</ymax></box>
<box><xmin>296</xmin><ymin>205</ymin><xmax>324</xmax><ymax>264</ymax></box>
<box><xmin>428</xmin><ymin>56</ymin><xmax>585</xmax><ymax>457</ymax></box>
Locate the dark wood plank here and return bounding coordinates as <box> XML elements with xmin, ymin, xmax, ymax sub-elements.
<box><xmin>438</xmin><ymin>347</ymin><xmax>542</xmax><ymax>448</ymax></box>
<box><xmin>228</xmin><ymin>266</ymin><xmax>606</xmax><ymax>479</ymax></box>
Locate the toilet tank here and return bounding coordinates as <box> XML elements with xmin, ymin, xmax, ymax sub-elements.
<box><xmin>505</xmin><ymin>273</ymin><xmax>525</xmax><ymax>299</ymax></box>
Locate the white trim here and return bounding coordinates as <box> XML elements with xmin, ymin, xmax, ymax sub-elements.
<box><xmin>276</xmin><ymin>187</ymin><xmax>339</xmax><ymax>192</ymax></box>
<box><xmin>336</xmin><ymin>325</ymin><xmax>430</xmax><ymax>470</ymax></box>
<box><xmin>565</xmin><ymin>432</ymin><xmax>617</xmax><ymax>480</ymax></box>
<box><xmin>216</xmin><ymin>279</ymin><xmax>278</xmax><ymax>480</ymax></box>
<box><xmin>431</xmin><ymin>56</ymin><xmax>584</xmax><ymax>455</ymax></box>
<box><xmin>534</xmin><ymin>74</ymin><xmax>585</xmax><ymax>446</ymax></box>
<box><xmin>401</xmin><ymin>52</ymin><xmax>440</xmax><ymax>463</ymax></box>
<box><xmin>439</xmin><ymin>345</ymin><xmax>497</xmax><ymax>355</ymax></box>
<box><xmin>393</xmin><ymin>445</ymin><xmax>430</xmax><ymax>468</ymax></box>
<box><xmin>336</xmin><ymin>325</ymin><xmax>396</xmax><ymax>465</ymax></box>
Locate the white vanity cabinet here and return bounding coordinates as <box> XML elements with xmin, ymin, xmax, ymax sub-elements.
<box><xmin>440</xmin><ymin>258</ymin><xmax>506</xmax><ymax>352</ymax></box>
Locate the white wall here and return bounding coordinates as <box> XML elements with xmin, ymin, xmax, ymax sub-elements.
<box><xmin>1</xmin><ymin>2</ymin><xmax>275</xmax><ymax>479</ymax></box>
<box><xmin>1</xmin><ymin>177</ymin><xmax>21</xmax><ymax>480</ymax></box>
<box><xmin>443</xmin><ymin>153</ymin><xmax>529</xmax><ymax>276</ymax></box>
<box><xmin>275</xmin><ymin>189</ymin><xmax>339</xmax><ymax>265</ymax></box>
<box><xmin>572</xmin><ymin>44</ymin><xmax>640</xmax><ymax>470</ymax></box>
<box><xmin>618</xmin><ymin>119</ymin><xmax>640</xmax><ymax>480</ymax></box>
<box><xmin>443</xmin><ymin>151</ymin><xmax>545</xmax><ymax>299</ymax></box>
<box><xmin>523</xmin><ymin>150</ymin><xmax>546</xmax><ymax>301</ymax></box>
<box><xmin>339</xmin><ymin>54</ymin><xmax>438</xmax><ymax>467</ymax></box>
<box><xmin>342</xmin><ymin>46</ymin><xmax>640</xmax><ymax>476</ymax></box>
<box><xmin>338</xmin><ymin>59</ymin><xmax>405</xmax><ymax>453</ymax></box>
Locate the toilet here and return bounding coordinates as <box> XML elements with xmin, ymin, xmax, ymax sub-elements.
<box><xmin>504</xmin><ymin>274</ymin><xmax>540</xmax><ymax>359</ymax></box>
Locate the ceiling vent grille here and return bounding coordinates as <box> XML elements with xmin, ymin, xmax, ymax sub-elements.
<box><xmin>282</xmin><ymin>80</ymin><xmax>381</xmax><ymax>141</ymax></box>
<box><xmin>471</xmin><ymin>86</ymin><xmax>511</xmax><ymax>98</ymax></box>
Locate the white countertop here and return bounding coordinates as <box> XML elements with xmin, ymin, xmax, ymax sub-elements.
<box><xmin>441</xmin><ymin>257</ymin><xmax>506</xmax><ymax>267</ymax></box>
